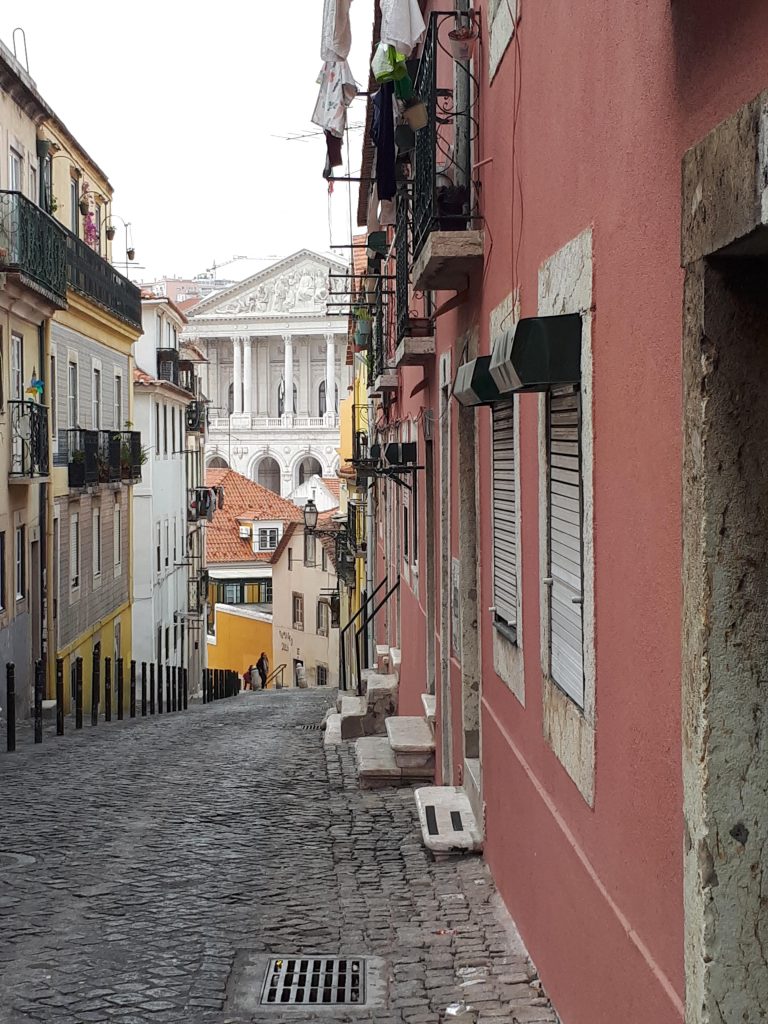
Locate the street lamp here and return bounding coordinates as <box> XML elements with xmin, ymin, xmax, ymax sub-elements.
<box><xmin>303</xmin><ymin>498</ymin><xmax>319</xmax><ymax>533</ymax></box>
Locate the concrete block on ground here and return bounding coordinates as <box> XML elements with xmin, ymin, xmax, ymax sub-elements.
<box><xmin>421</xmin><ymin>693</ymin><xmax>436</xmax><ymax>725</ymax></box>
<box><xmin>340</xmin><ymin>695</ymin><xmax>367</xmax><ymax>739</ymax></box>
<box><xmin>324</xmin><ymin>712</ymin><xmax>342</xmax><ymax>746</ymax></box>
<box><xmin>355</xmin><ymin>736</ymin><xmax>402</xmax><ymax>789</ymax></box>
<box><xmin>414</xmin><ymin>786</ymin><xmax>483</xmax><ymax>856</ymax></box>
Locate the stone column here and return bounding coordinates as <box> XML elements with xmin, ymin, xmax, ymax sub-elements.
<box><xmin>243</xmin><ymin>336</ymin><xmax>253</xmax><ymax>415</ymax></box>
<box><xmin>283</xmin><ymin>334</ymin><xmax>293</xmax><ymax>420</ymax></box>
<box><xmin>232</xmin><ymin>337</ymin><xmax>242</xmax><ymax>414</ymax></box>
<box><xmin>325</xmin><ymin>333</ymin><xmax>336</xmax><ymax>422</ymax></box>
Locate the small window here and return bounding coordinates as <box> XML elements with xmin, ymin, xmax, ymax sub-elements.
<box><xmin>258</xmin><ymin>527</ymin><xmax>278</xmax><ymax>551</ymax></box>
<box><xmin>155</xmin><ymin>402</ymin><xmax>160</xmax><ymax>455</ymax></box>
<box><xmin>114</xmin><ymin>500</ymin><xmax>122</xmax><ymax>574</ymax></box>
<box><xmin>9</xmin><ymin>148</ymin><xmax>22</xmax><ymax>192</ymax></box>
<box><xmin>71</xmin><ymin>512</ymin><xmax>80</xmax><ymax>589</ymax></box>
<box><xmin>92</xmin><ymin>366</ymin><xmax>101</xmax><ymax>428</ymax></box>
<box><xmin>0</xmin><ymin>531</ymin><xmax>5</xmax><ymax>611</ymax></box>
<box><xmin>492</xmin><ymin>399</ymin><xmax>517</xmax><ymax>635</ymax></box>
<box><xmin>292</xmin><ymin>592</ymin><xmax>304</xmax><ymax>631</ymax></box>
<box><xmin>224</xmin><ymin>583</ymin><xmax>239</xmax><ymax>603</ymax></box>
<box><xmin>165</xmin><ymin>627</ymin><xmax>170</xmax><ymax>661</ymax></box>
<box><xmin>304</xmin><ymin>532</ymin><xmax>316</xmax><ymax>566</ymax></box>
<box><xmin>14</xmin><ymin>526</ymin><xmax>24</xmax><ymax>601</ymax></box>
<box><xmin>11</xmin><ymin>333</ymin><xmax>23</xmax><ymax>401</ymax></box>
<box><xmin>92</xmin><ymin>507</ymin><xmax>101</xmax><ymax>577</ymax></box>
<box><xmin>288</xmin><ymin>548</ymin><xmax>293</xmax><ymax>571</ymax></box>
<box><xmin>316</xmin><ymin>600</ymin><xmax>329</xmax><ymax>637</ymax></box>
<box><xmin>165</xmin><ymin>520</ymin><xmax>169</xmax><ymax>566</ymax></box>
<box><xmin>316</xmin><ymin>664</ymin><xmax>328</xmax><ymax>687</ymax></box>
<box><xmin>68</xmin><ymin>361</ymin><xmax>78</xmax><ymax>429</ymax></box>
<box><xmin>163</xmin><ymin>404</ymin><xmax>168</xmax><ymax>455</ymax></box>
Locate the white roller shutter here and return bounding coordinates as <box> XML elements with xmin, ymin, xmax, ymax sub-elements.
<box><xmin>492</xmin><ymin>399</ymin><xmax>517</xmax><ymax>630</ymax></box>
<box><xmin>548</xmin><ymin>388</ymin><xmax>584</xmax><ymax>706</ymax></box>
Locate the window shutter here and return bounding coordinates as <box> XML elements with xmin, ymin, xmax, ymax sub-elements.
<box><xmin>492</xmin><ymin>399</ymin><xmax>517</xmax><ymax>628</ymax></box>
<box><xmin>548</xmin><ymin>388</ymin><xmax>584</xmax><ymax>706</ymax></box>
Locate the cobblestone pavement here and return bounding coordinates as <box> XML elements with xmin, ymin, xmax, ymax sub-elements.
<box><xmin>0</xmin><ymin>690</ymin><xmax>557</xmax><ymax>1024</ymax></box>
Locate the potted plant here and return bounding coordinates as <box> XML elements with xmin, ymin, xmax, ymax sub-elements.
<box><xmin>448</xmin><ymin>23</ymin><xmax>479</xmax><ymax>62</ymax></box>
<box><xmin>437</xmin><ymin>184</ymin><xmax>470</xmax><ymax>231</ymax></box>
<box><xmin>68</xmin><ymin>449</ymin><xmax>86</xmax><ymax>488</ymax></box>
<box><xmin>402</xmin><ymin>97</ymin><xmax>428</xmax><ymax>131</ymax></box>
<box><xmin>79</xmin><ymin>183</ymin><xmax>90</xmax><ymax>216</ymax></box>
<box><xmin>127</xmin><ymin>247</ymin><xmax>136</xmax><ymax>261</ymax></box>
<box><xmin>106</xmin><ymin>225</ymin><xmax>116</xmax><ymax>241</ymax></box>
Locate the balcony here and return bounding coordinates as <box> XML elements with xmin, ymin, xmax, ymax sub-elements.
<box><xmin>157</xmin><ymin>347</ymin><xmax>180</xmax><ymax>385</ymax></box>
<box><xmin>66</xmin><ymin>429</ymin><xmax>99</xmax><ymax>488</ymax></box>
<box><xmin>410</xmin><ymin>14</ymin><xmax>484</xmax><ymax>292</ymax></box>
<box><xmin>8</xmin><ymin>401</ymin><xmax>49</xmax><ymax>481</ymax></box>
<box><xmin>65</xmin><ymin>233</ymin><xmax>142</xmax><ymax>330</ymax></box>
<box><xmin>97</xmin><ymin>431</ymin><xmax>121</xmax><ymax>483</ymax></box>
<box><xmin>370</xmin><ymin>274</ymin><xmax>398</xmax><ymax>393</ymax></box>
<box><xmin>335</xmin><ymin>526</ymin><xmax>357</xmax><ymax>587</ymax></box>
<box><xmin>119</xmin><ymin>431</ymin><xmax>143</xmax><ymax>482</ymax></box>
<box><xmin>347</xmin><ymin>500</ymin><xmax>367</xmax><ymax>555</ymax></box>
<box><xmin>394</xmin><ymin>194</ymin><xmax>435</xmax><ymax>367</ymax></box>
<box><xmin>0</xmin><ymin>190</ymin><xmax>67</xmax><ymax>307</ymax></box>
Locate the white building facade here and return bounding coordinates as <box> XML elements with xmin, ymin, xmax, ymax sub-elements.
<box><xmin>182</xmin><ymin>250</ymin><xmax>351</xmax><ymax>496</ymax></box>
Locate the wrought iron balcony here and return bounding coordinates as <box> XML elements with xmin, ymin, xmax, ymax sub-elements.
<box><xmin>119</xmin><ymin>430</ymin><xmax>143</xmax><ymax>482</ymax></box>
<box><xmin>97</xmin><ymin>431</ymin><xmax>122</xmax><ymax>483</ymax></box>
<box><xmin>157</xmin><ymin>347</ymin><xmax>180</xmax><ymax>385</ymax></box>
<box><xmin>8</xmin><ymin>401</ymin><xmax>49</xmax><ymax>480</ymax></box>
<box><xmin>347</xmin><ymin>500</ymin><xmax>367</xmax><ymax>555</ymax></box>
<box><xmin>65</xmin><ymin>232</ymin><xmax>142</xmax><ymax>330</ymax></box>
<box><xmin>334</xmin><ymin>526</ymin><xmax>357</xmax><ymax>587</ymax></box>
<box><xmin>411</xmin><ymin>13</ymin><xmax>484</xmax><ymax>292</ymax></box>
<box><xmin>66</xmin><ymin>429</ymin><xmax>99</xmax><ymax>488</ymax></box>
<box><xmin>0</xmin><ymin>191</ymin><xmax>67</xmax><ymax>306</ymax></box>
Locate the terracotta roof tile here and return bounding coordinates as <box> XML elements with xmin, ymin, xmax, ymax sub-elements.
<box><xmin>204</xmin><ymin>468</ymin><xmax>303</xmax><ymax>564</ymax></box>
<box><xmin>321</xmin><ymin>476</ymin><xmax>341</xmax><ymax>502</ymax></box>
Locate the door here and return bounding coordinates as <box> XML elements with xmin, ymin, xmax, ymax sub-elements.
<box><xmin>11</xmin><ymin>333</ymin><xmax>23</xmax><ymax>471</ymax></box>
<box><xmin>30</xmin><ymin>540</ymin><xmax>40</xmax><ymax>665</ymax></box>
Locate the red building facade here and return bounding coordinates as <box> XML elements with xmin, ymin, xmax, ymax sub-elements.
<box><xmin>342</xmin><ymin>2</ymin><xmax>768</xmax><ymax>1021</ymax></box>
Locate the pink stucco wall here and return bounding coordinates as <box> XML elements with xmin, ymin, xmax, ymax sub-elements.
<box><xmin>372</xmin><ymin>2</ymin><xmax>768</xmax><ymax>1021</ymax></box>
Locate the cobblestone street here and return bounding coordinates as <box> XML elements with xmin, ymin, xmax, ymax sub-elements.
<box><xmin>0</xmin><ymin>690</ymin><xmax>556</xmax><ymax>1024</ymax></box>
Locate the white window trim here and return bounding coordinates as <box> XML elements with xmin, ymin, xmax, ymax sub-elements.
<box><xmin>50</xmin><ymin>344</ymin><xmax>58</xmax><ymax>441</ymax></box>
<box><xmin>67</xmin><ymin>351</ymin><xmax>79</xmax><ymax>430</ymax></box>
<box><xmin>10</xmin><ymin>332</ymin><xmax>23</xmax><ymax>401</ymax></box>
<box><xmin>14</xmin><ymin>525</ymin><xmax>24</xmax><ymax>601</ymax></box>
<box><xmin>537</xmin><ymin>228</ymin><xmax>595</xmax><ymax>807</ymax></box>
<box><xmin>92</xmin><ymin>358</ymin><xmax>102</xmax><ymax>430</ymax></box>
<box><xmin>113</xmin><ymin>500</ymin><xmax>122</xmax><ymax>576</ymax></box>
<box><xmin>71</xmin><ymin>511</ymin><xmax>80</xmax><ymax>592</ymax></box>
<box><xmin>92</xmin><ymin>506</ymin><xmax>102</xmax><ymax>580</ymax></box>
<box><xmin>114</xmin><ymin>370</ymin><xmax>123</xmax><ymax>430</ymax></box>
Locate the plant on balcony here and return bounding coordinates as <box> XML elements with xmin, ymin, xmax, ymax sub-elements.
<box><xmin>79</xmin><ymin>182</ymin><xmax>91</xmax><ymax>216</ymax></box>
<box><xmin>437</xmin><ymin>184</ymin><xmax>470</xmax><ymax>231</ymax></box>
<box><xmin>106</xmin><ymin>225</ymin><xmax>116</xmax><ymax>241</ymax></box>
<box><xmin>448</xmin><ymin>23</ymin><xmax>478</xmax><ymax>62</ymax></box>
<box><xmin>84</xmin><ymin>212</ymin><xmax>98</xmax><ymax>249</ymax></box>
<box><xmin>402</xmin><ymin>97</ymin><xmax>428</xmax><ymax>131</ymax></box>
<box><xmin>69</xmin><ymin>449</ymin><xmax>86</xmax><ymax>488</ymax></box>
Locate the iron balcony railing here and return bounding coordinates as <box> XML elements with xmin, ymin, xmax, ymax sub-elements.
<box><xmin>178</xmin><ymin>363</ymin><xmax>197</xmax><ymax>395</ymax></box>
<box><xmin>65</xmin><ymin>232</ymin><xmax>142</xmax><ymax>330</ymax></box>
<box><xmin>9</xmin><ymin>401</ymin><xmax>49</xmax><ymax>478</ymax></box>
<box><xmin>334</xmin><ymin>525</ymin><xmax>357</xmax><ymax>587</ymax></box>
<box><xmin>66</xmin><ymin>429</ymin><xmax>99</xmax><ymax>487</ymax></box>
<box><xmin>119</xmin><ymin>430</ymin><xmax>143</xmax><ymax>481</ymax></box>
<box><xmin>97</xmin><ymin>430</ymin><xmax>122</xmax><ymax>483</ymax></box>
<box><xmin>371</xmin><ymin>276</ymin><xmax>386</xmax><ymax>384</ymax></box>
<box><xmin>395</xmin><ymin>191</ymin><xmax>411</xmax><ymax>344</ymax></box>
<box><xmin>412</xmin><ymin>13</ymin><xmax>472</xmax><ymax>261</ymax></box>
<box><xmin>0</xmin><ymin>190</ymin><xmax>67</xmax><ymax>305</ymax></box>
<box><xmin>347</xmin><ymin>500</ymin><xmax>367</xmax><ymax>555</ymax></box>
<box><xmin>157</xmin><ymin>347</ymin><xmax>180</xmax><ymax>385</ymax></box>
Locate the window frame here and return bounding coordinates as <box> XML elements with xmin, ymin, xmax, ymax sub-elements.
<box><xmin>491</xmin><ymin>397</ymin><xmax>519</xmax><ymax>642</ymax></box>
<box><xmin>258</xmin><ymin>527</ymin><xmax>278</xmax><ymax>551</ymax></box>
<box><xmin>50</xmin><ymin>350</ymin><xmax>57</xmax><ymax>439</ymax></box>
<box><xmin>92</xmin><ymin>361</ymin><xmax>102</xmax><ymax>429</ymax></box>
<box><xmin>9</xmin><ymin>147</ymin><xmax>22</xmax><ymax>193</ymax></box>
<box><xmin>316</xmin><ymin>664</ymin><xmax>328</xmax><ymax>687</ymax></box>
<box><xmin>114</xmin><ymin>499</ymin><xmax>122</xmax><ymax>575</ymax></box>
<box><xmin>68</xmin><ymin>359</ymin><xmax>78</xmax><ymax>429</ymax></box>
<box><xmin>292</xmin><ymin>592</ymin><xmax>304</xmax><ymax>631</ymax></box>
<box><xmin>0</xmin><ymin>531</ymin><xmax>6</xmax><ymax>612</ymax></box>
<box><xmin>316</xmin><ymin>599</ymin><xmax>329</xmax><ymax>637</ymax></box>
<box><xmin>304</xmin><ymin>531</ymin><xmax>316</xmax><ymax>567</ymax></box>
<box><xmin>71</xmin><ymin>511</ymin><xmax>80</xmax><ymax>590</ymax></box>
<box><xmin>14</xmin><ymin>526</ymin><xmax>23</xmax><ymax>601</ymax></box>
<box><xmin>92</xmin><ymin>505</ymin><xmax>101</xmax><ymax>578</ymax></box>
<box><xmin>10</xmin><ymin>332</ymin><xmax>23</xmax><ymax>401</ymax></box>
<box><xmin>114</xmin><ymin>371</ymin><xmax>122</xmax><ymax>430</ymax></box>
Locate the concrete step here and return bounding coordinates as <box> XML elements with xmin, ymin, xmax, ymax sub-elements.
<box><xmin>339</xmin><ymin>695</ymin><xmax>367</xmax><ymax>739</ymax></box>
<box><xmin>375</xmin><ymin>644</ymin><xmax>390</xmax><ymax>672</ymax></box>
<box><xmin>323</xmin><ymin>712</ymin><xmax>342</xmax><ymax>746</ymax></box>
<box><xmin>414</xmin><ymin>786</ymin><xmax>483</xmax><ymax>857</ymax></box>
<box><xmin>421</xmin><ymin>693</ymin><xmax>436</xmax><ymax>726</ymax></box>
<box><xmin>355</xmin><ymin>737</ymin><xmax>435</xmax><ymax>790</ymax></box>
<box><xmin>386</xmin><ymin>716</ymin><xmax>435</xmax><ymax>771</ymax></box>
<box><xmin>389</xmin><ymin>647</ymin><xmax>401</xmax><ymax>674</ymax></box>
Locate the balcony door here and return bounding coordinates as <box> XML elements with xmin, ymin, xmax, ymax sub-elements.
<box><xmin>9</xmin><ymin>149</ymin><xmax>22</xmax><ymax>193</ymax></box>
<box><xmin>11</xmin><ymin>333</ymin><xmax>23</xmax><ymax>472</ymax></box>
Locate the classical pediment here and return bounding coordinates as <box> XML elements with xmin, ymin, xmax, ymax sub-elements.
<box><xmin>187</xmin><ymin>250</ymin><xmax>348</xmax><ymax>321</ymax></box>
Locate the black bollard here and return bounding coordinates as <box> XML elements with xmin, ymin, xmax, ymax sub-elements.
<box><xmin>141</xmin><ymin>662</ymin><xmax>147</xmax><ymax>717</ymax></box>
<box><xmin>6</xmin><ymin>662</ymin><xmax>15</xmax><ymax>752</ymax></box>
<box><xmin>56</xmin><ymin>659</ymin><xmax>64</xmax><ymax>736</ymax></box>
<box><xmin>34</xmin><ymin>660</ymin><xmax>43</xmax><ymax>743</ymax></box>
<box><xmin>157</xmin><ymin>664</ymin><xmax>163</xmax><ymax>714</ymax></box>
<box><xmin>149</xmin><ymin>662</ymin><xmax>156</xmax><ymax>714</ymax></box>
<box><xmin>130</xmin><ymin>661</ymin><xmax>136</xmax><ymax>718</ymax></box>
<box><xmin>183</xmin><ymin>667</ymin><xmax>188</xmax><ymax>710</ymax></box>
<box><xmin>104</xmin><ymin>657</ymin><xmax>112</xmax><ymax>722</ymax></box>
<box><xmin>91</xmin><ymin>648</ymin><xmax>100</xmax><ymax>727</ymax></box>
<box><xmin>116</xmin><ymin>658</ymin><xmax>124</xmax><ymax>721</ymax></box>
<box><xmin>75</xmin><ymin>657</ymin><xmax>83</xmax><ymax>729</ymax></box>
<box><xmin>171</xmin><ymin>666</ymin><xmax>177</xmax><ymax>712</ymax></box>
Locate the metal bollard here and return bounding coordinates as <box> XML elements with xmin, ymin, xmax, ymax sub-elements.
<box><xmin>75</xmin><ymin>657</ymin><xmax>83</xmax><ymax>729</ymax></box>
<box><xmin>183</xmin><ymin>667</ymin><xmax>188</xmax><ymax>710</ymax></box>
<box><xmin>141</xmin><ymin>662</ymin><xmax>147</xmax><ymax>717</ymax></box>
<box><xmin>56</xmin><ymin>659</ymin><xmax>64</xmax><ymax>736</ymax></box>
<box><xmin>157</xmin><ymin>664</ymin><xmax>163</xmax><ymax>714</ymax></box>
<box><xmin>104</xmin><ymin>657</ymin><xmax>112</xmax><ymax>722</ymax></box>
<box><xmin>130</xmin><ymin>661</ymin><xmax>136</xmax><ymax>718</ymax></box>
<box><xmin>117</xmin><ymin>658</ymin><xmax>124</xmax><ymax>721</ymax></box>
<box><xmin>34</xmin><ymin>660</ymin><xmax>43</xmax><ymax>743</ymax></box>
<box><xmin>91</xmin><ymin>648</ymin><xmax>100</xmax><ymax>727</ymax></box>
<box><xmin>171</xmin><ymin>666</ymin><xmax>177</xmax><ymax>712</ymax></box>
<box><xmin>6</xmin><ymin>662</ymin><xmax>15</xmax><ymax>752</ymax></box>
<box><xmin>149</xmin><ymin>662</ymin><xmax>156</xmax><ymax>715</ymax></box>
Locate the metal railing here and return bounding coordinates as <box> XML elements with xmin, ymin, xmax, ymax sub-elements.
<box><xmin>339</xmin><ymin>577</ymin><xmax>389</xmax><ymax>692</ymax></box>
<box><xmin>412</xmin><ymin>13</ymin><xmax>472</xmax><ymax>260</ymax></box>
<box><xmin>119</xmin><ymin>430</ymin><xmax>143</xmax><ymax>481</ymax></box>
<box><xmin>335</xmin><ymin>525</ymin><xmax>357</xmax><ymax>588</ymax></box>
<box><xmin>66</xmin><ymin>428</ymin><xmax>99</xmax><ymax>487</ymax></box>
<box><xmin>9</xmin><ymin>401</ymin><xmax>49</xmax><ymax>478</ymax></box>
<box><xmin>97</xmin><ymin>430</ymin><xmax>121</xmax><ymax>482</ymax></box>
<box><xmin>0</xmin><ymin>190</ymin><xmax>67</xmax><ymax>304</ymax></box>
<box><xmin>354</xmin><ymin>577</ymin><xmax>401</xmax><ymax>696</ymax></box>
<box><xmin>347</xmin><ymin>500</ymin><xmax>367</xmax><ymax>555</ymax></box>
<box><xmin>395</xmin><ymin>191</ymin><xmax>412</xmax><ymax>344</ymax></box>
<box><xmin>265</xmin><ymin>664</ymin><xmax>287</xmax><ymax>689</ymax></box>
<box><xmin>65</xmin><ymin>232</ymin><xmax>142</xmax><ymax>329</ymax></box>
<box><xmin>157</xmin><ymin>347</ymin><xmax>180</xmax><ymax>385</ymax></box>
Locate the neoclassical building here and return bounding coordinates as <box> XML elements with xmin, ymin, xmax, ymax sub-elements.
<box><xmin>183</xmin><ymin>250</ymin><xmax>351</xmax><ymax>495</ymax></box>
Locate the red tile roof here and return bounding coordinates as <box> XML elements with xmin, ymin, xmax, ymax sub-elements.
<box><xmin>133</xmin><ymin>367</ymin><xmax>191</xmax><ymax>400</ymax></box>
<box><xmin>321</xmin><ymin>476</ymin><xmax>341</xmax><ymax>502</ymax></box>
<box><xmin>204</xmin><ymin>468</ymin><xmax>303</xmax><ymax>564</ymax></box>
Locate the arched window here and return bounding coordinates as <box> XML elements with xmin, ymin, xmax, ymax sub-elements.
<box><xmin>319</xmin><ymin>380</ymin><xmax>327</xmax><ymax>417</ymax></box>
<box><xmin>207</xmin><ymin>455</ymin><xmax>228</xmax><ymax>469</ymax></box>
<box><xmin>278</xmin><ymin>380</ymin><xmax>298</xmax><ymax>416</ymax></box>
<box><xmin>297</xmin><ymin>456</ymin><xmax>323</xmax><ymax>486</ymax></box>
<box><xmin>257</xmin><ymin>456</ymin><xmax>281</xmax><ymax>495</ymax></box>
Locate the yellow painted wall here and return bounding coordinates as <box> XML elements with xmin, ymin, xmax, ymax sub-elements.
<box><xmin>59</xmin><ymin>603</ymin><xmax>133</xmax><ymax>714</ymax></box>
<box><xmin>207</xmin><ymin>606</ymin><xmax>273</xmax><ymax>678</ymax></box>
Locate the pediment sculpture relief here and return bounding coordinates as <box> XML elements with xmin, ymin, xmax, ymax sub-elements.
<box><xmin>215</xmin><ymin>264</ymin><xmax>343</xmax><ymax>317</ymax></box>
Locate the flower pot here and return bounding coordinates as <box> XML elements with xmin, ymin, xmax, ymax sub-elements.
<box><xmin>127</xmin><ymin>248</ymin><xmax>136</xmax><ymax>261</ymax></box>
<box><xmin>79</xmin><ymin>199</ymin><xmax>90</xmax><ymax>216</ymax></box>
<box><xmin>448</xmin><ymin>29</ymin><xmax>478</xmax><ymax>62</ymax></box>
<box><xmin>106</xmin><ymin>226</ymin><xmax>116</xmax><ymax>241</ymax></box>
<box><xmin>403</xmin><ymin>100</ymin><xmax>428</xmax><ymax>131</ymax></box>
<box><xmin>357</xmin><ymin>320</ymin><xmax>372</xmax><ymax>337</ymax></box>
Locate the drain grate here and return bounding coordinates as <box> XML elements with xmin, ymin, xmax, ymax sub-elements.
<box><xmin>296</xmin><ymin>723</ymin><xmax>323</xmax><ymax>731</ymax></box>
<box><xmin>261</xmin><ymin>956</ymin><xmax>365</xmax><ymax>1006</ymax></box>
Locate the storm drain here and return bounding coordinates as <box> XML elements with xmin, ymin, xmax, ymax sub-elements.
<box><xmin>261</xmin><ymin>956</ymin><xmax>365</xmax><ymax>1006</ymax></box>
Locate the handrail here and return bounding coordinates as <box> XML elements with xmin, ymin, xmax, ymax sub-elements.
<box><xmin>265</xmin><ymin>663</ymin><xmax>286</xmax><ymax>689</ymax></box>
<box><xmin>340</xmin><ymin>577</ymin><xmax>388</xmax><ymax>692</ymax></box>
<box><xmin>354</xmin><ymin>577</ymin><xmax>401</xmax><ymax>697</ymax></box>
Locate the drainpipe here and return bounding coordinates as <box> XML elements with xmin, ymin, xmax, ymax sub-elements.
<box><xmin>39</xmin><ymin>320</ymin><xmax>50</xmax><ymax>695</ymax></box>
<box><xmin>454</xmin><ymin>0</ymin><xmax>472</xmax><ymax>193</ymax></box>
<box><xmin>366</xmin><ymin>396</ymin><xmax>375</xmax><ymax>668</ymax></box>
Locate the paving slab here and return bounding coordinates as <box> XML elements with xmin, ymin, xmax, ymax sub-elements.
<box><xmin>386</xmin><ymin>715</ymin><xmax>435</xmax><ymax>754</ymax></box>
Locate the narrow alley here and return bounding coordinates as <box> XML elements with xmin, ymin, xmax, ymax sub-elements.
<box><xmin>0</xmin><ymin>691</ymin><xmax>555</xmax><ymax>1024</ymax></box>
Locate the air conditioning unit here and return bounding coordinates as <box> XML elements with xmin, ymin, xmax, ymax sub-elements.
<box><xmin>239</xmin><ymin>525</ymin><xmax>250</xmax><ymax>539</ymax></box>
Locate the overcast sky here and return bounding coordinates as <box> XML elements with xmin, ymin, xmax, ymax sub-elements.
<box><xmin>0</xmin><ymin>1</ymin><xmax>373</xmax><ymax>283</ymax></box>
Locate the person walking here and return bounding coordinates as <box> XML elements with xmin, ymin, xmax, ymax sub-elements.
<box><xmin>255</xmin><ymin>652</ymin><xmax>269</xmax><ymax>689</ymax></box>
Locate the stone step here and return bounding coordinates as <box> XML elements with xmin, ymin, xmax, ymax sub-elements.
<box><xmin>414</xmin><ymin>786</ymin><xmax>483</xmax><ymax>857</ymax></box>
<box><xmin>323</xmin><ymin>712</ymin><xmax>342</xmax><ymax>746</ymax></box>
<box><xmin>421</xmin><ymin>693</ymin><xmax>436</xmax><ymax>726</ymax></box>
<box><xmin>339</xmin><ymin>695</ymin><xmax>367</xmax><ymax>739</ymax></box>
<box><xmin>386</xmin><ymin>716</ymin><xmax>435</xmax><ymax>754</ymax></box>
<box><xmin>375</xmin><ymin>644</ymin><xmax>390</xmax><ymax>672</ymax></box>
<box><xmin>355</xmin><ymin>737</ymin><xmax>435</xmax><ymax>790</ymax></box>
<box><xmin>389</xmin><ymin>647</ymin><xmax>401</xmax><ymax>674</ymax></box>
<box><xmin>366</xmin><ymin>674</ymin><xmax>398</xmax><ymax>710</ymax></box>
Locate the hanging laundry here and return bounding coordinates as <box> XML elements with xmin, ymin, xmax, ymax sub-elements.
<box><xmin>321</xmin><ymin>0</ymin><xmax>353</xmax><ymax>62</ymax></box>
<box><xmin>380</xmin><ymin>0</ymin><xmax>426</xmax><ymax>57</ymax></box>
<box><xmin>312</xmin><ymin>60</ymin><xmax>358</xmax><ymax>139</ymax></box>
<box><xmin>371</xmin><ymin>82</ymin><xmax>396</xmax><ymax>201</ymax></box>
